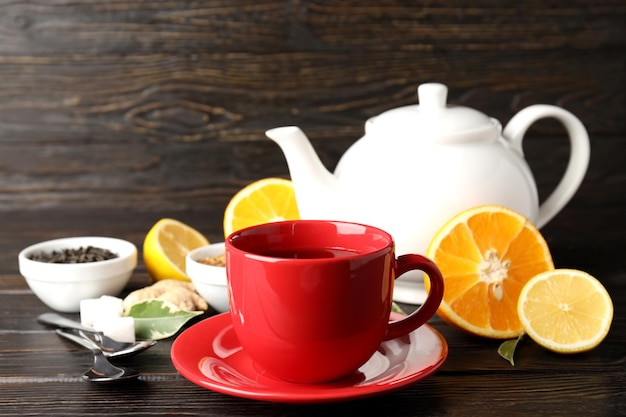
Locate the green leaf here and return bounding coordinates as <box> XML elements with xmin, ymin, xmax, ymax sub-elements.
<box><xmin>126</xmin><ymin>300</ymin><xmax>203</xmax><ymax>340</ymax></box>
<box><xmin>498</xmin><ymin>334</ymin><xmax>524</xmax><ymax>366</ymax></box>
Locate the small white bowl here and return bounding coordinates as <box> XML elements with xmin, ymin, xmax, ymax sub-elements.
<box><xmin>18</xmin><ymin>236</ymin><xmax>137</xmax><ymax>313</ymax></box>
<box><xmin>186</xmin><ymin>242</ymin><xmax>229</xmax><ymax>313</ymax></box>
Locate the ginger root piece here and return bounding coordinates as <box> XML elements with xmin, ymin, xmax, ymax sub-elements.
<box><xmin>155</xmin><ymin>286</ymin><xmax>208</xmax><ymax>312</ymax></box>
<box><xmin>123</xmin><ymin>279</ymin><xmax>208</xmax><ymax>312</ymax></box>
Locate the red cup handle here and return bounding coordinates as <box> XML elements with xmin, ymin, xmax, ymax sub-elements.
<box><xmin>385</xmin><ymin>254</ymin><xmax>444</xmax><ymax>340</ymax></box>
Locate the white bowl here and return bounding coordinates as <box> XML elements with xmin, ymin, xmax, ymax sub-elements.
<box><xmin>18</xmin><ymin>236</ymin><xmax>137</xmax><ymax>313</ymax></box>
<box><xmin>186</xmin><ymin>242</ymin><xmax>229</xmax><ymax>313</ymax></box>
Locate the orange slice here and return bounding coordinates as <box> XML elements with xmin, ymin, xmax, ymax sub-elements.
<box><xmin>424</xmin><ymin>205</ymin><xmax>554</xmax><ymax>338</ymax></box>
<box><xmin>518</xmin><ymin>269</ymin><xmax>613</xmax><ymax>353</ymax></box>
<box><xmin>223</xmin><ymin>178</ymin><xmax>300</xmax><ymax>237</ymax></box>
<box><xmin>143</xmin><ymin>218</ymin><xmax>209</xmax><ymax>282</ymax></box>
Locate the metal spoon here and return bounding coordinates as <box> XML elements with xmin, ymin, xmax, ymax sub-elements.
<box><xmin>56</xmin><ymin>328</ymin><xmax>152</xmax><ymax>358</ymax></box>
<box><xmin>38</xmin><ymin>312</ymin><xmax>156</xmax><ymax>355</ymax></box>
<box><xmin>57</xmin><ymin>329</ymin><xmax>140</xmax><ymax>382</ymax></box>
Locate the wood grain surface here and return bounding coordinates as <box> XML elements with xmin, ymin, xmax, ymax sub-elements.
<box><xmin>0</xmin><ymin>1</ymin><xmax>623</xmax><ymax>220</ymax></box>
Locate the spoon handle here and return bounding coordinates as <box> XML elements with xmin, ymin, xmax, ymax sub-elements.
<box><xmin>56</xmin><ymin>328</ymin><xmax>100</xmax><ymax>354</ymax></box>
<box><xmin>38</xmin><ymin>313</ymin><xmax>101</xmax><ymax>335</ymax></box>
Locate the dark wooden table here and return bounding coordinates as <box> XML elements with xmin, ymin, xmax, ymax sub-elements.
<box><xmin>0</xmin><ymin>208</ymin><xmax>623</xmax><ymax>416</ymax></box>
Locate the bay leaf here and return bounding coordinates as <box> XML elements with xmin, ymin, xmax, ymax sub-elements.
<box><xmin>498</xmin><ymin>334</ymin><xmax>524</xmax><ymax>366</ymax></box>
<box><xmin>126</xmin><ymin>300</ymin><xmax>203</xmax><ymax>340</ymax></box>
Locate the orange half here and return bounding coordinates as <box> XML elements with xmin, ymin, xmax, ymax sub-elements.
<box><xmin>425</xmin><ymin>205</ymin><xmax>554</xmax><ymax>338</ymax></box>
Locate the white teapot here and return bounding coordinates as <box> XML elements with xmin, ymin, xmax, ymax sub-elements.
<box><xmin>266</xmin><ymin>83</ymin><xmax>589</xmax><ymax>302</ymax></box>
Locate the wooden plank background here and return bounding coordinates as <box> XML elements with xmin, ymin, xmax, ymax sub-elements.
<box><xmin>0</xmin><ymin>0</ymin><xmax>624</xmax><ymax>246</ymax></box>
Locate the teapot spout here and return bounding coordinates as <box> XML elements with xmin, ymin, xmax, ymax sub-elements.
<box><xmin>265</xmin><ymin>126</ymin><xmax>341</xmax><ymax>220</ymax></box>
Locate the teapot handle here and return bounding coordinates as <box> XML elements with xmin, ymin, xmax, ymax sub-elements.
<box><xmin>503</xmin><ymin>105</ymin><xmax>590</xmax><ymax>228</ymax></box>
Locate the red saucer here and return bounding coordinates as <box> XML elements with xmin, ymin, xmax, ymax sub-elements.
<box><xmin>171</xmin><ymin>312</ymin><xmax>447</xmax><ymax>403</ymax></box>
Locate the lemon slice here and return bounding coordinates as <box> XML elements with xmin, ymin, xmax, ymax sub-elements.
<box><xmin>518</xmin><ymin>269</ymin><xmax>613</xmax><ymax>353</ymax></box>
<box><xmin>143</xmin><ymin>218</ymin><xmax>209</xmax><ymax>282</ymax></box>
<box><xmin>223</xmin><ymin>178</ymin><xmax>300</xmax><ymax>237</ymax></box>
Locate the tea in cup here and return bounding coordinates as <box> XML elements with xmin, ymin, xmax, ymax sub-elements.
<box><xmin>225</xmin><ymin>220</ymin><xmax>444</xmax><ymax>384</ymax></box>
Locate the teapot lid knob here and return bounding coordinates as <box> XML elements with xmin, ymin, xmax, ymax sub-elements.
<box><xmin>365</xmin><ymin>82</ymin><xmax>498</xmax><ymax>143</ymax></box>
<box><xmin>418</xmin><ymin>83</ymin><xmax>448</xmax><ymax>110</ymax></box>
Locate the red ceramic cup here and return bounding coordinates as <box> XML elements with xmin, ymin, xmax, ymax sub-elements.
<box><xmin>225</xmin><ymin>220</ymin><xmax>444</xmax><ymax>384</ymax></box>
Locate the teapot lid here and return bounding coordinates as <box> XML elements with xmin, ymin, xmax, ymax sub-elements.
<box><xmin>365</xmin><ymin>83</ymin><xmax>499</xmax><ymax>142</ymax></box>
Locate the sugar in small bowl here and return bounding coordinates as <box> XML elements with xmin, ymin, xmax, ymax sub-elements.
<box><xmin>18</xmin><ymin>236</ymin><xmax>137</xmax><ymax>313</ymax></box>
<box><xmin>186</xmin><ymin>242</ymin><xmax>229</xmax><ymax>313</ymax></box>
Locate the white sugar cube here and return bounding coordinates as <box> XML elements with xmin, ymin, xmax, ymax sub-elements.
<box><xmin>80</xmin><ymin>295</ymin><xmax>135</xmax><ymax>342</ymax></box>
<box><xmin>80</xmin><ymin>298</ymin><xmax>104</xmax><ymax>327</ymax></box>
<box><xmin>80</xmin><ymin>296</ymin><xmax>124</xmax><ymax>327</ymax></box>
<box><xmin>96</xmin><ymin>316</ymin><xmax>136</xmax><ymax>344</ymax></box>
<box><xmin>98</xmin><ymin>295</ymin><xmax>124</xmax><ymax>316</ymax></box>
